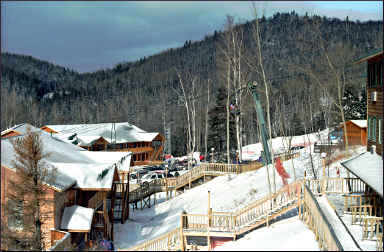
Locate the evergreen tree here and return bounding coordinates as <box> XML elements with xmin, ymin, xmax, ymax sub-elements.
<box><xmin>2</xmin><ymin>128</ymin><xmax>56</xmax><ymax>250</ymax></box>
<box><xmin>208</xmin><ymin>87</ymin><xmax>236</xmax><ymax>155</ymax></box>
<box><xmin>343</xmin><ymin>88</ymin><xmax>367</xmax><ymax>120</ymax></box>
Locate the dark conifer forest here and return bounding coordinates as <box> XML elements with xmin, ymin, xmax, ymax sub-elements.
<box><xmin>1</xmin><ymin>12</ymin><xmax>382</xmax><ymax>155</ymax></box>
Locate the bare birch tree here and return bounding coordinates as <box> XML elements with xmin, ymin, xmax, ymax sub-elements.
<box><xmin>246</xmin><ymin>4</ymin><xmax>277</xmax><ymax>193</ymax></box>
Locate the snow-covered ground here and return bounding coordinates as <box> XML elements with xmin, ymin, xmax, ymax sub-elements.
<box><xmin>214</xmin><ymin>216</ymin><xmax>319</xmax><ymax>251</ymax></box>
<box><xmin>114</xmin><ymin>130</ymin><xmax>367</xmax><ymax>250</ymax></box>
<box><xmin>241</xmin><ymin>129</ymin><xmax>330</xmax><ymax>161</ymax></box>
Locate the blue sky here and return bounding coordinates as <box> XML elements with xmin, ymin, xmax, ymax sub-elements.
<box><xmin>1</xmin><ymin>1</ymin><xmax>382</xmax><ymax>73</ymax></box>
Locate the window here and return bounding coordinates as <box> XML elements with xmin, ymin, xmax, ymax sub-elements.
<box><xmin>7</xmin><ymin>199</ymin><xmax>23</xmax><ymax>230</ymax></box>
<box><xmin>368</xmin><ymin>116</ymin><xmax>371</xmax><ymax>140</ymax></box>
<box><xmin>372</xmin><ymin>117</ymin><xmax>377</xmax><ymax>142</ymax></box>
<box><xmin>379</xmin><ymin>118</ymin><xmax>382</xmax><ymax>144</ymax></box>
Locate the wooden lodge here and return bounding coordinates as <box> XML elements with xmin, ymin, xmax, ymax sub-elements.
<box><xmin>1</xmin><ymin>124</ymin><xmax>131</xmax><ymax>250</ymax></box>
<box><xmin>40</xmin><ymin>122</ymin><xmax>165</xmax><ymax>166</ymax></box>
<box><xmin>356</xmin><ymin>49</ymin><xmax>383</xmax><ymax>156</ymax></box>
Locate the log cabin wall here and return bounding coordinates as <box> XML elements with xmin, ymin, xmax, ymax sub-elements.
<box><xmin>341</xmin><ymin>122</ymin><xmax>367</xmax><ymax>146</ymax></box>
<box><xmin>366</xmin><ymin>54</ymin><xmax>383</xmax><ymax>156</ymax></box>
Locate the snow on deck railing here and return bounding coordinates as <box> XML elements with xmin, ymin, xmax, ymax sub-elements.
<box><xmin>300</xmin><ymin>184</ymin><xmax>343</xmax><ymax>251</ymax></box>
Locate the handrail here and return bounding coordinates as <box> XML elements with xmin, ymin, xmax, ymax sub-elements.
<box><xmin>124</xmin><ymin>180</ymin><xmax>301</xmax><ymax>251</ymax></box>
<box><xmin>124</xmin><ymin>177</ymin><xmax>363</xmax><ymax>251</ymax></box>
<box><xmin>127</xmin><ymin>162</ymin><xmax>263</xmax><ymax>203</ymax></box>
<box><xmin>300</xmin><ymin>183</ymin><xmax>343</xmax><ymax>251</ymax></box>
<box><xmin>126</xmin><ymin>228</ymin><xmax>181</xmax><ymax>251</ymax></box>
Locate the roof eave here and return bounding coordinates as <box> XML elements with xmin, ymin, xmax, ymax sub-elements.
<box><xmin>354</xmin><ymin>50</ymin><xmax>383</xmax><ymax>64</ymax></box>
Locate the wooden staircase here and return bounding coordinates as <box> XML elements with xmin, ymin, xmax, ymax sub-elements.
<box><xmin>124</xmin><ymin>162</ymin><xmax>263</xmax><ymax>213</ymax></box>
<box><xmin>122</xmin><ymin>177</ymin><xmax>367</xmax><ymax>251</ymax></box>
<box><xmin>124</xmin><ymin>181</ymin><xmax>301</xmax><ymax>251</ymax></box>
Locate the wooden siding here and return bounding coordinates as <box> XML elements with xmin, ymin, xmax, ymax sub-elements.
<box><xmin>340</xmin><ymin>121</ymin><xmax>367</xmax><ymax>146</ymax></box>
<box><xmin>367</xmin><ymin>86</ymin><xmax>383</xmax><ymax>116</ymax></box>
<box><xmin>366</xmin><ymin>54</ymin><xmax>383</xmax><ymax>156</ymax></box>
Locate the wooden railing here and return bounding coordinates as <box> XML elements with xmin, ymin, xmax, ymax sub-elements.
<box><xmin>127</xmin><ymin>228</ymin><xmax>181</xmax><ymax>251</ymax></box>
<box><xmin>124</xmin><ymin>180</ymin><xmax>301</xmax><ymax>251</ymax></box>
<box><xmin>299</xmin><ymin>184</ymin><xmax>343</xmax><ymax>251</ymax></box>
<box><xmin>92</xmin><ymin>210</ymin><xmax>104</xmax><ymax>227</ymax></box>
<box><xmin>127</xmin><ymin>162</ymin><xmax>262</xmax><ymax>203</ymax></box>
<box><xmin>305</xmin><ymin>177</ymin><xmax>366</xmax><ymax>195</ymax></box>
<box><xmin>362</xmin><ymin>216</ymin><xmax>383</xmax><ymax>241</ymax></box>
<box><xmin>88</xmin><ymin>191</ymin><xmax>104</xmax><ymax>209</ymax></box>
<box><xmin>123</xmin><ymin>177</ymin><xmax>366</xmax><ymax>251</ymax></box>
<box><xmin>49</xmin><ymin>230</ymin><xmax>71</xmax><ymax>251</ymax></box>
<box><xmin>350</xmin><ymin>205</ymin><xmax>383</xmax><ymax>225</ymax></box>
<box><xmin>105</xmin><ymin>211</ymin><xmax>113</xmax><ymax>241</ymax></box>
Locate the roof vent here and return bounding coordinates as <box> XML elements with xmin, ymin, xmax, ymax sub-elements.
<box><xmin>370</xmin><ymin>145</ymin><xmax>376</xmax><ymax>154</ymax></box>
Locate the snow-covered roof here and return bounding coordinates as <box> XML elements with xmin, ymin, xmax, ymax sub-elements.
<box><xmin>1</xmin><ymin>123</ymin><xmax>46</xmax><ymax>137</ymax></box>
<box><xmin>77</xmin><ymin>135</ymin><xmax>107</xmax><ymax>146</ymax></box>
<box><xmin>42</xmin><ymin>122</ymin><xmax>160</xmax><ymax>145</ymax></box>
<box><xmin>1</xmin><ymin>128</ymin><xmax>132</xmax><ymax>191</ymax></box>
<box><xmin>349</xmin><ymin>120</ymin><xmax>367</xmax><ymax>128</ymax></box>
<box><xmin>60</xmin><ymin>205</ymin><xmax>94</xmax><ymax>231</ymax></box>
<box><xmin>341</xmin><ymin>151</ymin><xmax>383</xmax><ymax>198</ymax></box>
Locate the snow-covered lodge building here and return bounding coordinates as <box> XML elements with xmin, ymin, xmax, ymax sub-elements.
<box><xmin>1</xmin><ymin>123</ymin><xmax>131</xmax><ymax>250</ymax></box>
<box><xmin>40</xmin><ymin>122</ymin><xmax>165</xmax><ymax>166</ymax></box>
<box><xmin>342</xmin><ymin>49</ymin><xmax>383</xmax><ymax>193</ymax></box>
<box><xmin>339</xmin><ymin>50</ymin><xmax>383</xmax><ymax>250</ymax></box>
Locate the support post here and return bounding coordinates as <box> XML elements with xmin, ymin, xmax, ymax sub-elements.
<box><xmin>208</xmin><ymin>191</ymin><xmax>212</xmax><ymax>228</ymax></box>
<box><xmin>180</xmin><ymin>213</ymin><xmax>185</xmax><ymax>251</ymax></box>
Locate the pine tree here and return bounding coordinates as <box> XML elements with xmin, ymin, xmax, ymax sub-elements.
<box><xmin>343</xmin><ymin>88</ymin><xmax>367</xmax><ymax>120</ymax></box>
<box><xmin>208</xmin><ymin>87</ymin><xmax>236</xmax><ymax>156</ymax></box>
<box><xmin>2</xmin><ymin>127</ymin><xmax>56</xmax><ymax>250</ymax></box>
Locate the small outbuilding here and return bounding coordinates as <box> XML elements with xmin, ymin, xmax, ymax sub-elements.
<box><xmin>338</xmin><ymin>120</ymin><xmax>367</xmax><ymax>146</ymax></box>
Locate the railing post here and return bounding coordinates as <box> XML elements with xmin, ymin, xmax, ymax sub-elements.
<box><xmin>180</xmin><ymin>214</ymin><xmax>185</xmax><ymax>251</ymax></box>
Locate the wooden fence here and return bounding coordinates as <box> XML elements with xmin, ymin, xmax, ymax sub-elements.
<box><xmin>299</xmin><ymin>184</ymin><xmax>343</xmax><ymax>251</ymax></box>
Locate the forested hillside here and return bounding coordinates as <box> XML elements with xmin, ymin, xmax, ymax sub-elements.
<box><xmin>1</xmin><ymin>12</ymin><xmax>382</xmax><ymax>156</ymax></box>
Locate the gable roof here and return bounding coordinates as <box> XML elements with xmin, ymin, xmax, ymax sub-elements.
<box><xmin>355</xmin><ymin>49</ymin><xmax>383</xmax><ymax>64</ymax></box>
<box><xmin>1</xmin><ymin>127</ymin><xmax>132</xmax><ymax>191</ymax></box>
<box><xmin>42</xmin><ymin>122</ymin><xmax>161</xmax><ymax>145</ymax></box>
<box><xmin>1</xmin><ymin>123</ymin><xmax>46</xmax><ymax>138</ymax></box>
<box><xmin>349</xmin><ymin>120</ymin><xmax>367</xmax><ymax>129</ymax></box>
